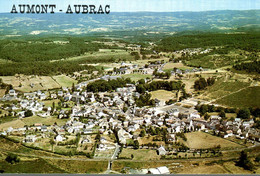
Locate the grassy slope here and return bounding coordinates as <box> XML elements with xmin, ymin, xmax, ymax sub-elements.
<box><xmin>199</xmin><ymin>77</ymin><xmax>251</xmax><ymax>100</ymax></box>
<box><xmin>215</xmin><ymin>86</ymin><xmax>260</xmax><ymax>108</ymax></box>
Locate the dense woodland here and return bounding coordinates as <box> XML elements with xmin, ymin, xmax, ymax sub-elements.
<box><xmin>154</xmin><ymin>33</ymin><xmax>260</xmax><ymax>52</ymax></box>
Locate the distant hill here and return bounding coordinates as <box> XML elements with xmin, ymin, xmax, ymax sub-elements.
<box><xmin>0</xmin><ymin>10</ymin><xmax>259</xmax><ymax>37</ymax></box>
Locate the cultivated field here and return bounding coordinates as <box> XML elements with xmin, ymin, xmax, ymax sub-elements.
<box><xmin>181</xmin><ymin>131</ymin><xmax>243</xmax><ymax>149</ymax></box>
<box><xmin>0</xmin><ymin>75</ymin><xmax>77</xmax><ymax>92</ymax></box>
<box><xmin>0</xmin><ymin>76</ymin><xmax>60</xmax><ymax>92</ymax></box>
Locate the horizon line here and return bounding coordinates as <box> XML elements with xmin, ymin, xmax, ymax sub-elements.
<box><xmin>0</xmin><ymin>9</ymin><xmax>259</xmax><ymax>14</ymax></box>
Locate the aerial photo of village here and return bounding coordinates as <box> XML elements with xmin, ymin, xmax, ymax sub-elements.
<box><xmin>0</xmin><ymin>0</ymin><xmax>259</xmax><ymax>174</ymax></box>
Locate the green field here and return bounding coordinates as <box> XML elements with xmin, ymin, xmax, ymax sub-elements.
<box><xmin>0</xmin><ymin>159</ymin><xmax>65</xmax><ymax>173</ymax></box>
<box><xmin>122</xmin><ymin>74</ymin><xmax>152</xmax><ymax>82</ymax></box>
<box><xmin>119</xmin><ymin>148</ymin><xmax>160</xmax><ymax>160</ymax></box>
<box><xmin>215</xmin><ymin>86</ymin><xmax>260</xmax><ymax>108</ymax></box>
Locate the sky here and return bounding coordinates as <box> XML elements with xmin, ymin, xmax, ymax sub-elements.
<box><xmin>0</xmin><ymin>0</ymin><xmax>259</xmax><ymax>13</ymax></box>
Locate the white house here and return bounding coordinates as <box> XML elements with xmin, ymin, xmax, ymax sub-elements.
<box><xmin>55</xmin><ymin>134</ymin><xmax>64</xmax><ymax>142</ymax></box>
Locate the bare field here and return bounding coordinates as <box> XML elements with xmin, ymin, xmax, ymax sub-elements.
<box><xmin>182</xmin><ymin>131</ymin><xmax>243</xmax><ymax>149</ymax></box>
<box><xmin>150</xmin><ymin>90</ymin><xmax>176</xmax><ymax>101</ymax></box>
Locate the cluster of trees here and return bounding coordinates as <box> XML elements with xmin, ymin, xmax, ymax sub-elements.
<box><xmin>135</xmin><ymin>93</ymin><xmax>155</xmax><ymax>107</ymax></box>
<box><xmin>136</xmin><ymin>80</ymin><xmax>183</xmax><ymax>93</ymax></box>
<box><xmin>126</xmin><ymin>139</ymin><xmax>139</xmax><ymax>149</ymax></box>
<box><xmin>0</xmin><ymin>60</ymin><xmax>99</xmax><ymax>76</ymax></box>
<box><xmin>24</xmin><ymin>110</ymin><xmax>33</xmax><ymax>117</ymax></box>
<box><xmin>236</xmin><ymin>151</ymin><xmax>254</xmax><ymax>171</ymax></box>
<box><xmin>194</xmin><ymin>77</ymin><xmax>215</xmax><ymax>90</ymax></box>
<box><xmin>154</xmin><ymin>33</ymin><xmax>260</xmax><ymax>52</ymax></box>
<box><xmin>196</xmin><ymin>104</ymin><xmax>235</xmax><ymax>115</ymax></box>
<box><xmin>86</xmin><ymin>78</ymin><xmax>132</xmax><ymax>93</ymax></box>
<box><xmin>233</xmin><ymin>61</ymin><xmax>260</xmax><ymax>74</ymax></box>
<box><xmin>5</xmin><ymin>153</ymin><xmax>20</xmax><ymax>164</ymax></box>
